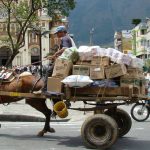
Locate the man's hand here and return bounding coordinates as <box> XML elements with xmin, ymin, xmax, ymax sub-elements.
<box><xmin>47</xmin><ymin>55</ymin><xmax>56</xmax><ymax>61</ymax></box>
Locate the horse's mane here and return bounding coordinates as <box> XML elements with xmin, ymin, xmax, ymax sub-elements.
<box><xmin>19</xmin><ymin>72</ymin><xmax>32</xmax><ymax>77</ymax></box>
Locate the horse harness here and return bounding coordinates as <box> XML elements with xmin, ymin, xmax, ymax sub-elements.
<box><xmin>0</xmin><ymin>71</ymin><xmax>42</xmax><ymax>105</ymax></box>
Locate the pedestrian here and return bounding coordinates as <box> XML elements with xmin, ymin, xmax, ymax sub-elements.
<box><xmin>33</xmin><ymin>25</ymin><xmax>76</xmax><ymax>94</ymax></box>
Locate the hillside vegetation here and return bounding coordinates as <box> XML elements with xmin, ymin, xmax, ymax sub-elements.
<box><xmin>69</xmin><ymin>0</ymin><xmax>150</xmax><ymax>46</ymax></box>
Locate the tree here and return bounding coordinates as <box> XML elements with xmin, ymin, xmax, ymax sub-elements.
<box><xmin>0</xmin><ymin>0</ymin><xmax>76</xmax><ymax>67</ymax></box>
<box><xmin>132</xmin><ymin>19</ymin><xmax>141</xmax><ymax>26</ymax></box>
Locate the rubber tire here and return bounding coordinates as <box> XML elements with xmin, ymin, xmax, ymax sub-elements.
<box><xmin>131</xmin><ymin>103</ymin><xmax>149</xmax><ymax>122</ymax></box>
<box><xmin>81</xmin><ymin>114</ymin><xmax>118</xmax><ymax>149</ymax></box>
<box><xmin>105</xmin><ymin>108</ymin><xmax>132</xmax><ymax>137</ymax></box>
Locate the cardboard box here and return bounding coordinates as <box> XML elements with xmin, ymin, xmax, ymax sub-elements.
<box><xmin>140</xmin><ymin>78</ymin><xmax>146</xmax><ymax>95</ymax></box>
<box><xmin>90</xmin><ymin>65</ymin><xmax>105</xmax><ymax>79</ymax></box>
<box><xmin>91</xmin><ymin>56</ymin><xmax>110</xmax><ymax>66</ymax></box>
<box><xmin>124</xmin><ymin>67</ymin><xmax>143</xmax><ymax>78</ymax></box>
<box><xmin>76</xmin><ymin>61</ymin><xmax>91</xmax><ymax>65</ymax></box>
<box><xmin>105</xmin><ymin>64</ymin><xmax>127</xmax><ymax>79</ymax></box>
<box><xmin>47</xmin><ymin>77</ymin><xmax>63</xmax><ymax>93</ymax></box>
<box><xmin>72</xmin><ymin>65</ymin><xmax>90</xmax><ymax>76</ymax></box>
<box><xmin>52</xmin><ymin>58</ymin><xmax>73</xmax><ymax>78</ymax></box>
<box><xmin>120</xmin><ymin>77</ymin><xmax>141</xmax><ymax>88</ymax></box>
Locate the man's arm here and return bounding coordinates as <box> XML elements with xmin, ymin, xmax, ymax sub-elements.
<box><xmin>53</xmin><ymin>47</ymin><xmax>66</xmax><ymax>57</ymax></box>
<box><xmin>47</xmin><ymin>47</ymin><xmax>66</xmax><ymax>60</ymax></box>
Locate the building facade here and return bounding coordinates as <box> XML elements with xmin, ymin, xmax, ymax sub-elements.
<box><xmin>132</xmin><ymin>22</ymin><xmax>148</xmax><ymax>58</ymax></box>
<box><xmin>0</xmin><ymin>7</ymin><xmax>68</xmax><ymax>67</ymax></box>
<box><xmin>114</xmin><ymin>30</ymin><xmax>132</xmax><ymax>54</ymax></box>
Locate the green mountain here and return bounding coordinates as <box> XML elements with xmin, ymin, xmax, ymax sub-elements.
<box><xmin>69</xmin><ymin>0</ymin><xmax>150</xmax><ymax>46</ymax></box>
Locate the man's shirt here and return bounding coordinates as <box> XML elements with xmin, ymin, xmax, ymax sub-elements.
<box><xmin>60</xmin><ymin>35</ymin><xmax>72</xmax><ymax>49</ymax></box>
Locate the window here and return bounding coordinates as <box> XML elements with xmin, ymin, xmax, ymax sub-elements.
<box><xmin>141</xmin><ymin>39</ymin><xmax>147</xmax><ymax>46</ymax></box>
<box><xmin>11</xmin><ymin>23</ymin><xmax>15</xmax><ymax>32</ymax></box>
<box><xmin>42</xmin><ymin>22</ymin><xmax>45</xmax><ymax>27</ymax></box>
<box><xmin>29</xmin><ymin>32</ymin><xmax>36</xmax><ymax>43</ymax></box>
<box><xmin>147</xmin><ymin>40</ymin><xmax>149</xmax><ymax>47</ymax></box>
<box><xmin>141</xmin><ymin>29</ymin><xmax>146</xmax><ymax>35</ymax></box>
<box><xmin>3</xmin><ymin>23</ymin><xmax>6</xmax><ymax>31</ymax></box>
<box><xmin>0</xmin><ymin>23</ymin><xmax>2</xmax><ymax>32</ymax></box>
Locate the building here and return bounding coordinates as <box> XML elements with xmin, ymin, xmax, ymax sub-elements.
<box><xmin>0</xmin><ymin>6</ymin><xmax>68</xmax><ymax>67</ymax></box>
<box><xmin>132</xmin><ymin>22</ymin><xmax>148</xmax><ymax>59</ymax></box>
<box><xmin>144</xmin><ymin>19</ymin><xmax>150</xmax><ymax>59</ymax></box>
<box><xmin>114</xmin><ymin>31</ymin><xmax>122</xmax><ymax>51</ymax></box>
<box><xmin>114</xmin><ymin>30</ymin><xmax>132</xmax><ymax>54</ymax></box>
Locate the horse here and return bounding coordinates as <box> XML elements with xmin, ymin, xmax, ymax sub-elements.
<box><xmin>0</xmin><ymin>71</ymin><xmax>57</xmax><ymax>137</ymax></box>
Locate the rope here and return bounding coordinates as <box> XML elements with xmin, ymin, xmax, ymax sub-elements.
<box><xmin>12</xmin><ymin>57</ymin><xmax>50</xmax><ymax>69</ymax></box>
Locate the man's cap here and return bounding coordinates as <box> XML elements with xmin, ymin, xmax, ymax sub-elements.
<box><xmin>54</xmin><ymin>26</ymin><xmax>67</xmax><ymax>34</ymax></box>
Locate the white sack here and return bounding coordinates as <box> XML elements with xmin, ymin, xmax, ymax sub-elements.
<box><xmin>61</xmin><ymin>75</ymin><xmax>93</xmax><ymax>87</ymax></box>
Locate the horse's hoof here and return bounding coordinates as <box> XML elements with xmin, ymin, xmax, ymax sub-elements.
<box><xmin>48</xmin><ymin>127</ymin><xmax>55</xmax><ymax>133</ymax></box>
<box><xmin>37</xmin><ymin>131</ymin><xmax>45</xmax><ymax>137</ymax></box>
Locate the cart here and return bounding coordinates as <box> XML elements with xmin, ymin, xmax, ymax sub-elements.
<box><xmin>63</xmin><ymin>86</ymin><xmax>147</xmax><ymax>149</ymax></box>
<box><xmin>0</xmin><ymin>85</ymin><xmax>147</xmax><ymax>149</ymax></box>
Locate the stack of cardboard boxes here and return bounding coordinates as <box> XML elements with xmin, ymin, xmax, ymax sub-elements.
<box><xmin>47</xmin><ymin>59</ymin><xmax>73</xmax><ymax>93</ymax></box>
<box><xmin>73</xmin><ymin>56</ymin><xmax>109</xmax><ymax>80</ymax></box>
<box><xmin>47</xmin><ymin>55</ymin><xmax>145</xmax><ymax>95</ymax></box>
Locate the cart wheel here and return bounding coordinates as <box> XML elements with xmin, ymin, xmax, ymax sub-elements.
<box><xmin>131</xmin><ymin>103</ymin><xmax>149</xmax><ymax>122</ymax></box>
<box><xmin>81</xmin><ymin>114</ymin><xmax>118</xmax><ymax>149</ymax></box>
<box><xmin>105</xmin><ymin>108</ymin><xmax>132</xmax><ymax>137</ymax></box>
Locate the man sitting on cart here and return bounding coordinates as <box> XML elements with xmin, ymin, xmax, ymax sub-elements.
<box><xmin>33</xmin><ymin>25</ymin><xmax>76</xmax><ymax>94</ymax></box>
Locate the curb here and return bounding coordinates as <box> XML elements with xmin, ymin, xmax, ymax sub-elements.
<box><xmin>0</xmin><ymin>115</ymin><xmax>70</xmax><ymax>122</ymax></box>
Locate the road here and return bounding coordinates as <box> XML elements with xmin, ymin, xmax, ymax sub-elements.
<box><xmin>1</xmin><ymin>119</ymin><xmax>150</xmax><ymax>150</ymax></box>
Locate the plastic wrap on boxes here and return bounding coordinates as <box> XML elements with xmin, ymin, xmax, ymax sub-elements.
<box><xmin>61</xmin><ymin>75</ymin><xmax>93</xmax><ymax>88</ymax></box>
<box><xmin>130</xmin><ymin>57</ymin><xmax>144</xmax><ymax>69</ymax></box>
<box><xmin>105</xmin><ymin>48</ymin><xmax>131</xmax><ymax>66</ymax></box>
<box><xmin>117</xmin><ymin>54</ymin><xmax>132</xmax><ymax>66</ymax></box>
<box><xmin>94</xmin><ymin>48</ymin><xmax>107</xmax><ymax>57</ymax></box>
<box><xmin>77</xmin><ymin>46</ymin><xmax>101</xmax><ymax>61</ymax></box>
<box><xmin>111</xmin><ymin>50</ymin><xmax>122</xmax><ymax>62</ymax></box>
<box><xmin>105</xmin><ymin>48</ymin><xmax>115</xmax><ymax>59</ymax></box>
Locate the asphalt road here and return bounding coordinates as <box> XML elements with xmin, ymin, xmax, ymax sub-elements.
<box><xmin>1</xmin><ymin>119</ymin><xmax>150</xmax><ymax>150</ymax></box>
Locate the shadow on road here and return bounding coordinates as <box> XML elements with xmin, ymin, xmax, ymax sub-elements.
<box><xmin>0</xmin><ymin>134</ymin><xmax>85</xmax><ymax>148</ymax></box>
<box><xmin>111</xmin><ymin>137</ymin><xmax>150</xmax><ymax>150</ymax></box>
<box><xmin>1</xmin><ymin>133</ymin><xmax>150</xmax><ymax>150</ymax></box>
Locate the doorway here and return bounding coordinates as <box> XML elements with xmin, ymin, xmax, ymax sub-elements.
<box><xmin>31</xmin><ymin>47</ymin><xmax>40</xmax><ymax>65</ymax></box>
<box><xmin>0</xmin><ymin>46</ymin><xmax>12</xmax><ymax>66</ymax></box>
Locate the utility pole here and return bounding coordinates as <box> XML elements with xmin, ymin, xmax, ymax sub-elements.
<box><xmin>132</xmin><ymin>30</ymin><xmax>136</xmax><ymax>55</ymax></box>
<box><xmin>89</xmin><ymin>28</ymin><xmax>94</xmax><ymax>46</ymax></box>
<box><xmin>39</xmin><ymin>31</ymin><xmax>42</xmax><ymax>76</ymax></box>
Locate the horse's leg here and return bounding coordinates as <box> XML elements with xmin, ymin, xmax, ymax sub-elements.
<box><xmin>26</xmin><ymin>98</ymin><xmax>55</xmax><ymax>136</ymax></box>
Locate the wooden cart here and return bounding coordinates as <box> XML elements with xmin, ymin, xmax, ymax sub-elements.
<box><xmin>0</xmin><ymin>86</ymin><xmax>148</xmax><ymax>149</ymax></box>
<box><xmin>63</xmin><ymin>86</ymin><xmax>147</xmax><ymax>149</ymax></box>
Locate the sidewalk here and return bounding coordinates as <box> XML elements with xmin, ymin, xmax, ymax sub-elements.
<box><xmin>0</xmin><ymin>99</ymin><xmax>93</xmax><ymax>122</ymax></box>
